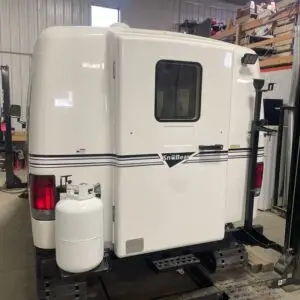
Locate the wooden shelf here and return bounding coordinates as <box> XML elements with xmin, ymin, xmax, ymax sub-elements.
<box><xmin>211</xmin><ymin>27</ymin><xmax>236</xmax><ymax>40</ymax></box>
<box><xmin>213</xmin><ymin>5</ymin><xmax>299</xmax><ymax>41</ymax></box>
<box><xmin>12</xmin><ymin>132</ymin><xmax>26</xmax><ymax>142</ymax></box>
<box><xmin>242</xmin><ymin>5</ymin><xmax>298</xmax><ymax>32</ymax></box>
<box><xmin>211</xmin><ymin>2</ymin><xmax>298</xmax><ymax>69</ymax></box>
<box><xmin>260</xmin><ymin>55</ymin><xmax>293</xmax><ymax>68</ymax></box>
<box><xmin>247</xmin><ymin>32</ymin><xmax>293</xmax><ymax>49</ymax></box>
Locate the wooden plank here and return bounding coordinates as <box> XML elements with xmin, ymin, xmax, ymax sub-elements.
<box><xmin>275</xmin><ymin>40</ymin><xmax>293</xmax><ymax>47</ymax></box>
<box><xmin>275</xmin><ymin>51</ymin><xmax>293</xmax><ymax>57</ymax></box>
<box><xmin>235</xmin><ymin>15</ymin><xmax>253</xmax><ymax>25</ymax></box>
<box><xmin>275</xmin><ymin>44</ymin><xmax>292</xmax><ymax>53</ymax></box>
<box><xmin>274</xmin><ymin>22</ymin><xmax>294</xmax><ymax>35</ymax></box>
<box><xmin>235</xmin><ymin>24</ymin><xmax>241</xmax><ymax>45</ymax></box>
<box><xmin>276</xmin><ymin>0</ymin><xmax>296</xmax><ymax>10</ymax></box>
<box><xmin>213</xmin><ymin>5</ymin><xmax>298</xmax><ymax>40</ymax></box>
<box><xmin>276</xmin><ymin>16</ymin><xmax>295</xmax><ymax>26</ymax></box>
<box><xmin>283</xmin><ymin>284</ymin><xmax>300</xmax><ymax>292</ymax></box>
<box><xmin>247</xmin><ymin>32</ymin><xmax>293</xmax><ymax>49</ymax></box>
<box><xmin>276</xmin><ymin>30</ymin><xmax>293</xmax><ymax>37</ymax></box>
<box><xmin>226</xmin><ymin>17</ymin><xmax>233</xmax><ymax>30</ymax></box>
<box><xmin>212</xmin><ymin>26</ymin><xmax>236</xmax><ymax>39</ymax></box>
<box><xmin>246</xmin><ymin>246</ymin><xmax>281</xmax><ymax>273</ymax></box>
<box><xmin>242</xmin><ymin>5</ymin><xmax>299</xmax><ymax>32</ymax></box>
<box><xmin>248</xmin><ymin>256</ymin><xmax>262</xmax><ymax>273</ymax></box>
<box><xmin>274</xmin><ymin>38</ymin><xmax>293</xmax><ymax>46</ymax></box>
<box><xmin>260</xmin><ymin>55</ymin><xmax>293</xmax><ymax>68</ymax></box>
<box><xmin>261</xmin><ymin>65</ymin><xmax>293</xmax><ymax>72</ymax></box>
<box><xmin>12</xmin><ymin>132</ymin><xmax>26</xmax><ymax>142</ymax></box>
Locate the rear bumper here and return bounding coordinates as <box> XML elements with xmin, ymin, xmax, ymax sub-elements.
<box><xmin>32</xmin><ymin>218</ymin><xmax>55</xmax><ymax>249</ymax></box>
<box><xmin>35</xmin><ymin>248</ymin><xmax>57</xmax><ymax>280</ymax></box>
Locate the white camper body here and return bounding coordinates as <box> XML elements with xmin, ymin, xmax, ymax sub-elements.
<box><xmin>28</xmin><ymin>25</ymin><xmax>262</xmax><ymax>259</ymax></box>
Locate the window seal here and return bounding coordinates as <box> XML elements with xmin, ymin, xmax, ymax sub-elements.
<box><xmin>154</xmin><ymin>59</ymin><xmax>202</xmax><ymax>123</ymax></box>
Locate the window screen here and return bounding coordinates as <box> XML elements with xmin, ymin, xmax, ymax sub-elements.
<box><xmin>155</xmin><ymin>60</ymin><xmax>202</xmax><ymax>122</ymax></box>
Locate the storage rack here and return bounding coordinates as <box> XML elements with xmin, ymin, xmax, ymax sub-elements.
<box><xmin>213</xmin><ymin>0</ymin><xmax>299</xmax><ymax>69</ymax></box>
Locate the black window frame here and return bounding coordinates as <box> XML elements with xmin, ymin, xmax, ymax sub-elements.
<box><xmin>154</xmin><ymin>59</ymin><xmax>203</xmax><ymax>123</ymax></box>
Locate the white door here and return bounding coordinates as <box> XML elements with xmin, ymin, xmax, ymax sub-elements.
<box><xmin>113</xmin><ymin>32</ymin><xmax>233</xmax><ymax>257</ymax></box>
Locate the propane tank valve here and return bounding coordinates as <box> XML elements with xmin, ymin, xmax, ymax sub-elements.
<box><xmin>64</xmin><ymin>182</ymin><xmax>101</xmax><ymax>198</ymax></box>
<box><xmin>78</xmin><ymin>183</ymin><xmax>92</xmax><ymax>200</ymax></box>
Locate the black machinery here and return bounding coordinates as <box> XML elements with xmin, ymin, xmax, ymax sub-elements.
<box><xmin>0</xmin><ymin>65</ymin><xmax>27</xmax><ymax>189</ymax></box>
<box><xmin>273</xmin><ymin>60</ymin><xmax>300</xmax><ymax>287</ymax></box>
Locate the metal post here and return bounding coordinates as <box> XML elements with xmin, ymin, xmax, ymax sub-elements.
<box><xmin>273</xmin><ymin>108</ymin><xmax>285</xmax><ymax>208</ymax></box>
<box><xmin>273</xmin><ymin>106</ymin><xmax>295</xmax><ymax>209</ymax></box>
<box><xmin>280</xmin><ymin>59</ymin><xmax>300</xmax><ymax>281</ymax></box>
<box><xmin>244</xmin><ymin>79</ymin><xmax>265</xmax><ymax>230</ymax></box>
<box><xmin>283</xmin><ymin>117</ymin><xmax>300</xmax><ymax>280</ymax></box>
<box><xmin>1</xmin><ymin>66</ymin><xmax>15</xmax><ymax>186</ymax></box>
<box><xmin>272</xmin><ymin>32</ymin><xmax>300</xmax><ymax>285</ymax></box>
<box><xmin>0</xmin><ymin>65</ymin><xmax>25</xmax><ymax>189</ymax></box>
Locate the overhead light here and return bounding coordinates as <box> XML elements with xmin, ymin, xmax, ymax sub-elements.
<box><xmin>241</xmin><ymin>53</ymin><xmax>259</xmax><ymax>65</ymax></box>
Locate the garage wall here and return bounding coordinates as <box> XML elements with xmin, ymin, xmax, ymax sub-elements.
<box><xmin>179</xmin><ymin>0</ymin><xmax>237</xmax><ymax>24</ymax></box>
<box><xmin>0</xmin><ymin>0</ymin><xmax>240</xmax><ymax>128</ymax></box>
<box><xmin>0</xmin><ymin>0</ymin><xmax>90</xmax><ymax>126</ymax></box>
<box><xmin>92</xmin><ymin>0</ymin><xmax>239</xmax><ymax>30</ymax></box>
<box><xmin>261</xmin><ymin>69</ymin><xmax>293</xmax><ymax>103</ymax></box>
<box><xmin>0</xmin><ymin>185</ymin><xmax>37</xmax><ymax>300</ymax></box>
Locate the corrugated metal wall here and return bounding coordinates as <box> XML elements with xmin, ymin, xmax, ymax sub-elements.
<box><xmin>0</xmin><ymin>0</ymin><xmax>90</xmax><ymax>126</ymax></box>
<box><xmin>180</xmin><ymin>0</ymin><xmax>236</xmax><ymax>24</ymax></box>
<box><xmin>93</xmin><ymin>0</ymin><xmax>238</xmax><ymax>30</ymax></box>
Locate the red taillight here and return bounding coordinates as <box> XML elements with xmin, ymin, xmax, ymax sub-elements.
<box><xmin>31</xmin><ymin>175</ymin><xmax>55</xmax><ymax>210</ymax></box>
<box><xmin>255</xmin><ymin>162</ymin><xmax>264</xmax><ymax>196</ymax></box>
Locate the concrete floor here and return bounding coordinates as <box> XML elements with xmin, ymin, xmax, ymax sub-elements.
<box><xmin>0</xmin><ymin>187</ymin><xmax>36</xmax><ymax>299</ymax></box>
<box><xmin>255</xmin><ymin>210</ymin><xmax>286</xmax><ymax>246</ymax></box>
<box><xmin>246</xmin><ymin>211</ymin><xmax>300</xmax><ymax>299</ymax></box>
<box><xmin>0</xmin><ymin>175</ymin><xmax>299</xmax><ymax>299</ymax></box>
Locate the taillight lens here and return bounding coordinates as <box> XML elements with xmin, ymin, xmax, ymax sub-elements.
<box><xmin>255</xmin><ymin>162</ymin><xmax>264</xmax><ymax>196</ymax></box>
<box><xmin>30</xmin><ymin>175</ymin><xmax>56</xmax><ymax>220</ymax></box>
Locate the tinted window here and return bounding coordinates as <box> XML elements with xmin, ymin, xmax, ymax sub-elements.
<box><xmin>155</xmin><ymin>60</ymin><xmax>202</xmax><ymax>122</ymax></box>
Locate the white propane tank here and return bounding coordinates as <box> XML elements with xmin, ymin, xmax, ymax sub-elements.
<box><xmin>55</xmin><ymin>183</ymin><xmax>104</xmax><ymax>273</ymax></box>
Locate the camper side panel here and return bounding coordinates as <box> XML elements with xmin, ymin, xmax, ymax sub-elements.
<box><xmin>28</xmin><ymin>27</ymin><xmax>114</xmax><ymax>249</ymax></box>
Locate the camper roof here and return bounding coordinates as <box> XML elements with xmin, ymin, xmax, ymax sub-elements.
<box><xmin>38</xmin><ymin>24</ymin><xmax>247</xmax><ymax>54</ymax></box>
